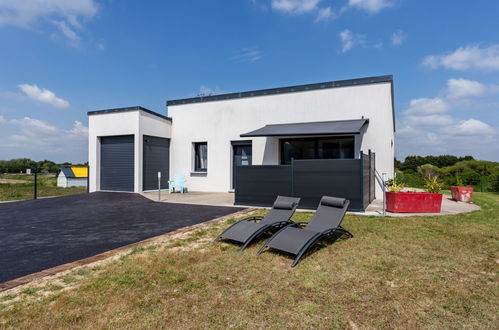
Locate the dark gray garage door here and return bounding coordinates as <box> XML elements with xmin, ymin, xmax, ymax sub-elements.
<box><xmin>100</xmin><ymin>135</ymin><xmax>134</xmax><ymax>191</ymax></box>
<box><xmin>143</xmin><ymin>135</ymin><xmax>170</xmax><ymax>190</ymax></box>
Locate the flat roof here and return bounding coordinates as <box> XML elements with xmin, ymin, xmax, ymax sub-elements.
<box><xmin>87</xmin><ymin>106</ymin><xmax>172</xmax><ymax>121</ymax></box>
<box><xmin>166</xmin><ymin>75</ymin><xmax>393</xmax><ymax>106</ymax></box>
<box><xmin>240</xmin><ymin>119</ymin><xmax>369</xmax><ymax>137</ymax></box>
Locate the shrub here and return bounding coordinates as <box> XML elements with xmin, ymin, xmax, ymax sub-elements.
<box><xmin>417</xmin><ymin>164</ymin><xmax>442</xmax><ymax>180</ymax></box>
<box><xmin>387</xmin><ymin>179</ymin><xmax>404</xmax><ymax>192</ymax></box>
<box><xmin>424</xmin><ymin>176</ymin><xmax>443</xmax><ymax>194</ymax></box>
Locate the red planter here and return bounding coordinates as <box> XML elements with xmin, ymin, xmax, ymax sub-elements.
<box><xmin>451</xmin><ymin>186</ymin><xmax>474</xmax><ymax>203</ymax></box>
<box><xmin>385</xmin><ymin>191</ymin><xmax>443</xmax><ymax>213</ymax></box>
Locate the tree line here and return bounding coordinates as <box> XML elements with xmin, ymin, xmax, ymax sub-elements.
<box><xmin>0</xmin><ymin>158</ymin><xmax>87</xmax><ymax>174</ymax></box>
<box><xmin>395</xmin><ymin>155</ymin><xmax>499</xmax><ymax>192</ymax></box>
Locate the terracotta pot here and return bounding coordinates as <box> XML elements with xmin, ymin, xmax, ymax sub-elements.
<box><xmin>451</xmin><ymin>186</ymin><xmax>474</xmax><ymax>203</ymax></box>
<box><xmin>385</xmin><ymin>191</ymin><xmax>443</xmax><ymax>213</ymax></box>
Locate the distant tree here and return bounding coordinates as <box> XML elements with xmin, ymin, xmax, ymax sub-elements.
<box><xmin>394</xmin><ymin>158</ymin><xmax>402</xmax><ymax>170</ymax></box>
<box><xmin>400</xmin><ymin>155</ymin><xmax>475</xmax><ymax>171</ymax></box>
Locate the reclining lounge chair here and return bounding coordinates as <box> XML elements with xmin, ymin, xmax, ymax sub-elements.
<box><xmin>256</xmin><ymin>196</ymin><xmax>352</xmax><ymax>267</ymax></box>
<box><xmin>214</xmin><ymin>196</ymin><xmax>300</xmax><ymax>251</ymax></box>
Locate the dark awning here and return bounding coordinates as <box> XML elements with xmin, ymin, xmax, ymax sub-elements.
<box><xmin>240</xmin><ymin>118</ymin><xmax>368</xmax><ymax>137</ymax></box>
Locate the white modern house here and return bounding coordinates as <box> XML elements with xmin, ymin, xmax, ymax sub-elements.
<box><xmin>88</xmin><ymin>75</ymin><xmax>395</xmax><ymax>208</ymax></box>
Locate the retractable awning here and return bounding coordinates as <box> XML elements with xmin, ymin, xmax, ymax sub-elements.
<box><xmin>240</xmin><ymin>118</ymin><xmax>368</xmax><ymax>137</ymax></box>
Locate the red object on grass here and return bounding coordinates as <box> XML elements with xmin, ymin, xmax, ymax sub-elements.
<box><xmin>385</xmin><ymin>191</ymin><xmax>443</xmax><ymax>213</ymax></box>
<box><xmin>451</xmin><ymin>186</ymin><xmax>474</xmax><ymax>203</ymax></box>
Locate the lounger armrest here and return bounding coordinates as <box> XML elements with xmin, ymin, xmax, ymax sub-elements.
<box><xmin>240</xmin><ymin>216</ymin><xmax>264</xmax><ymax>222</ymax></box>
<box><xmin>285</xmin><ymin>221</ymin><xmax>307</xmax><ymax>228</ymax></box>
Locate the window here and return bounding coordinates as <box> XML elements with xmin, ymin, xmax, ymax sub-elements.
<box><xmin>194</xmin><ymin>142</ymin><xmax>207</xmax><ymax>172</ymax></box>
<box><xmin>280</xmin><ymin>137</ymin><xmax>354</xmax><ymax>165</ymax></box>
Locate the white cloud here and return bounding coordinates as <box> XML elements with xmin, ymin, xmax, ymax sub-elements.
<box><xmin>396</xmin><ymin>79</ymin><xmax>499</xmax><ymax>161</ymax></box>
<box><xmin>315</xmin><ymin>7</ymin><xmax>334</xmax><ymax>21</ymax></box>
<box><xmin>96</xmin><ymin>42</ymin><xmax>104</xmax><ymax>50</ymax></box>
<box><xmin>406</xmin><ymin>114</ymin><xmax>454</xmax><ymax>126</ymax></box>
<box><xmin>271</xmin><ymin>0</ymin><xmax>321</xmax><ymax>14</ymax></box>
<box><xmin>231</xmin><ymin>46</ymin><xmax>263</xmax><ymax>63</ymax></box>
<box><xmin>10</xmin><ymin>117</ymin><xmax>57</xmax><ymax>133</ymax></box>
<box><xmin>0</xmin><ymin>116</ymin><xmax>88</xmax><ymax>162</ymax></box>
<box><xmin>66</xmin><ymin>121</ymin><xmax>89</xmax><ymax>135</ymax></box>
<box><xmin>53</xmin><ymin>20</ymin><xmax>79</xmax><ymax>42</ymax></box>
<box><xmin>403</xmin><ymin>97</ymin><xmax>450</xmax><ymax>115</ymax></box>
<box><xmin>346</xmin><ymin>0</ymin><xmax>394</xmax><ymax>14</ymax></box>
<box><xmin>0</xmin><ymin>0</ymin><xmax>98</xmax><ymax>27</ymax></box>
<box><xmin>0</xmin><ymin>115</ymin><xmax>5</xmax><ymax>123</ymax></box>
<box><xmin>198</xmin><ymin>86</ymin><xmax>223</xmax><ymax>96</ymax></box>
<box><xmin>339</xmin><ymin>29</ymin><xmax>365</xmax><ymax>53</ymax></box>
<box><xmin>18</xmin><ymin>84</ymin><xmax>70</xmax><ymax>109</ymax></box>
<box><xmin>423</xmin><ymin>44</ymin><xmax>499</xmax><ymax>71</ymax></box>
<box><xmin>391</xmin><ymin>30</ymin><xmax>406</xmax><ymax>45</ymax></box>
<box><xmin>445</xmin><ymin>78</ymin><xmax>487</xmax><ymax>100</ymax></box>
<box><xmin>0</xmin><ymin>0</ymin><xmax>98</xmax><ymax>43</ymax></box>
<box><xmin>448</xmin><ymin>118</ymin><xmax>495</xmax><ymax>135</ymax></box>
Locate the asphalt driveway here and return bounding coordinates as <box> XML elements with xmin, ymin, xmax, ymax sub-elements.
<box><xmin>0</xmin><ymin>192</ymin><xmax>244</xmax><ymax>283</ymax></box>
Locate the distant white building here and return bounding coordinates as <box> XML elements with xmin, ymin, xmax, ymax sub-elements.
<box><xmin>57</xmin><ymin>166</ymin><xmax>88</xmax><ymax>188</ymax></box>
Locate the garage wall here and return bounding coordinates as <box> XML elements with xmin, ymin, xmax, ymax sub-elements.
<box><xmin>88</xmin><ymin>109</ymin><xmax>172</xmax><ymax>193</ymax></box>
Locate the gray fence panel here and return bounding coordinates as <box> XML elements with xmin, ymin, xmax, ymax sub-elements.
<box><xmin>235</xmin><ymin>165</ymin><xmax>292</xmax><ymax>206</ymax></box>
<box><xmin>292</xmin><ymin>159</ymin><xmax>363</xmax><ymax>210</ymax></box>
<box><xmin>362</xmin><ymin>154</ymin><xmax>370</xmax><ymax>210</ymax></box>
<box><xmin>370</xmin><ymin>152</ymin><xmax>376</xmax><ymax>202</ymax></box>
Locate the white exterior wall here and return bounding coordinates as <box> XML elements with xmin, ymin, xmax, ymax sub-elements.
<box><xmin>168</xmin><ymin>82</ymin><xmax>394</xmax><ymax>196</ymax></box>
<box><xmin>57</xmin><ymin>173</ymin><xmax>87</xmax><ymax>187</ymax></box>
<box><xmin>67</xmin><ymin>178</ymin><xmax>88</xmax><ymax>187</ymax></box>
<box><xmin>88</xmin><ymin>110</ymin><xmax>171</xmax><ymax>192</ymax></box>
<box><xmin>57</xmin><ymin>172</ymin><xmax>67</xmax><ymax>187</ymax></box>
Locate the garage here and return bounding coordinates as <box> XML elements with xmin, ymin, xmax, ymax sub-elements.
<box><xmin>100</xmin><ymin>135</ymin><xmax>134</xmax><ymax>191</ymax></box>
<box><xmin>143</xmin><ymin>135</ymin><xmax>170</xmax><ymax>190</ymax></box>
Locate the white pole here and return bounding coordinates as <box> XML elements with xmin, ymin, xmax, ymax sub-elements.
<box><xmin>158</xmin><ymin>171</ymin><xmax>161</xmax><ymax>202</ymax></box>
<box><xmin>382</xmin><ymin>172</ymin><xmax>387</xmax><ymax>216</ymax></box>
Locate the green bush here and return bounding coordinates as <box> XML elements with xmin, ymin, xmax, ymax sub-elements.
<box><xmin>395</xmin><ymin>171</ymin><xmax>425</xmax><ymax>188</ymax></box>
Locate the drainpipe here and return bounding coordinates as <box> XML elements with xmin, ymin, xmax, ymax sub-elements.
<box><xmin>382</xmin><ymin>173</ymin><xmax>387</xmax><ymax>216</ymax></box>
<box><xmin>158</xmin><ymin>171</ymin><xmax>162</xmax><ymax>202</ymax></box>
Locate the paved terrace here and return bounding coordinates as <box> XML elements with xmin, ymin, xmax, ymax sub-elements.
<box><xmin>141</xmin><ymin>191</ymin><xmax>480</xmax><ymax>216</ymax></box>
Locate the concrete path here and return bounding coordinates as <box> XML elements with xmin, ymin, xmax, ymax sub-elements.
<box><xmin>142</xmin><ymin>191</ymin><xmax>237</xmax><ymax>207</ymax></box>
<box><xmin>357</xmin><ymin>194</ymin><xmax>480</xmax><ymax>217</ymax></box>
<box><xmin>142</xmin><ymin>191</ymin><xmax>480</xmax><ymax>217</ymax></box>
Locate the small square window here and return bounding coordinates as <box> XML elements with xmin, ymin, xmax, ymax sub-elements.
<box><xmin>194</xmin><ymin>142</ymin><xmax>207</xmax><ymax>172</ymax></box>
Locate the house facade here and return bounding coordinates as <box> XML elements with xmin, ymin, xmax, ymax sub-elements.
<box><xmin>88</xmin><ymin>75</ymin><xmax>395</xmax><ymax>198</ymax></box>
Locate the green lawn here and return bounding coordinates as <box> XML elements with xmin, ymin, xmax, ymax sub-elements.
<box><xmin>0</xmin><ymin>174</ymin><xmax>86</xmax><ymax>201</ymax></box>
<box><xmin>0</xmin><ymin>193</ymin><xmax>497</xmax><ymax>328</ymax></box>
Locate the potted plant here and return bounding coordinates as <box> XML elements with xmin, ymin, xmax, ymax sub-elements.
<box><xmin>385</xmin><ymin>176</ymin><xmax>443</xmax><ymax>213</ymax></box>
<box><xmin>451</xmin><ymin>176</ymin><xmax>474</xmax><ymax>203</ymax></box>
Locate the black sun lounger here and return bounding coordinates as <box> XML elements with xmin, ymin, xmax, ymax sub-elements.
<box><xmin>214</xmin><ymin>196</ymin><xmax>300</xmax><ymax>251</ymax></box>
<box><xmin>257</xmin><ymin>196</ymin><xmax>352</xmax><ymax>267</ymax></box>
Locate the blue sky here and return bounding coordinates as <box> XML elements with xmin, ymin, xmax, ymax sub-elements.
<box><xmin>0</xmin><ymin>0</ymin><xmax>498</xmax><ymax>163</ymax></box>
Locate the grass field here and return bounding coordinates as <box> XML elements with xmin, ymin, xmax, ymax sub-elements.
<box><xmin>0</xmin><ymin>193</ymin><xmax>497</xmax><ymax>328</ymax></box>
<box><xmin>0</xmin><ymin>173</ymin><xmax>86</xmax><ymax>201</ymax></box>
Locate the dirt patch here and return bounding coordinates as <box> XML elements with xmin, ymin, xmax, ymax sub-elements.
<box><xmin>0</xmin><ymin>179</ymin><xmax>28</xmax><ymax>184</ymax></box>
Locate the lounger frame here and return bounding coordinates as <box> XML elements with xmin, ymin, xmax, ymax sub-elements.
<box><xmin>257</xmin><ymin>199</ymin><xmax>352</xmax><ymax>267</ymax></box>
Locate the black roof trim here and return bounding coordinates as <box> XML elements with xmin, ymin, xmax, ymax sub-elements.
<box><xmin>166</xmin><ymin>75</ymin><xmax>393</xmax><ymax>106</ymax></box>
<box><xmin>87</xmin><ymin>106</ymin><xmax>172</xmax><ymax>121</ymax></box>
